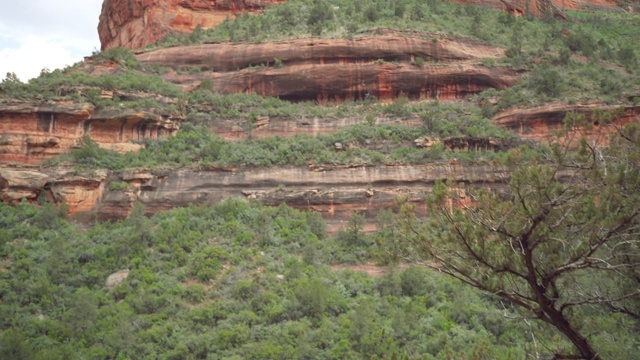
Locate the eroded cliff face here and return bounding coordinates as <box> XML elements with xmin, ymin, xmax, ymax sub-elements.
<box><xmin>175</xmin><ymin>62</ymin><xmax>517</xmax><ymax>103</ymax></box>
<box><xmin>0</xmin><ymin>163</ymin><xmax>500</xmax><ymax>230</ymax></box>
<box><xmin>136</xmin><ymin>35</ymin><xmax>519</xmax><ymax>102</ymax></box>
<box><xmin>98</xmin><ymin>0</ymin><xmax>629</xmax><ymax>51</ymax></box>
<box><xmin>98</xmin><ymin>0</ymin><xmax>287</xmax><ymax>50</ymax></box>
<box><xmin>493</xmin><ymin>103</ymin><xmax>640</xmax><ymax>141</ymax></box>
<box><xmin>0</xmin><ymin>100</ymin><xmax>181</xmax><ymax>165</ymax></box>
<box><xmin>135</xmin><ymin>36</ymin><xmax>507</xmax><ymax>71</ymax></box>
<box><xmin>0</xmin><ymin>167</ymin><xmax>107</xmax><ymax>214</ymax></box>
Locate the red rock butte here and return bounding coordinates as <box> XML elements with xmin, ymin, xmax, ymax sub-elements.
<box><xmin>98</xmin><ymin>0</ymin><xmax>287</xmax><ymax>50</ymax></box>
<box><xmin>98</xmin><ymin>0</ymin><xmax>626</xmax><ymax>51</ymax></box>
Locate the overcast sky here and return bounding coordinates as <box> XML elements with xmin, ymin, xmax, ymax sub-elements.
<box><xmin>0</xmin><ymin>0</ymin><xmax>104</xmax><ymax>82</ymax></box>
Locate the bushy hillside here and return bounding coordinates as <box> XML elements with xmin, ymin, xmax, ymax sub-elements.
<box><xmin>0</xmin><ymin>200</ymin><xmax>556</xmax><ymax>359</ymax></box>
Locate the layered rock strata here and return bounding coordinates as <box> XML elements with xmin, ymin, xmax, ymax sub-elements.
<box><xmin>134</xmin><ymin>36</ymin><xmax>507</xmax><ymax>71</ymax></box>
<box><xmin>193</xmin><ymin>115</ymin><xmax>423</xmax><ymax>140</ymax></box>
<box><xmin>168</xmin><ymin>62</ymin><xmax>518</xmax><ymax>102</ymax></box>
<box><xmin>0</xmin><ymin>100</ymin><xmax>181</xmax><ymax>165</ymax></box>
<box><xmin>135</xmin><ymin>36</ymin><xmax>519</xmax><ymax>102</ymax></box>
<box><xmin>494</xmin><ymin>103</ymin><xmax>640</xmax><ymax>141</ymax></box>
<box><xmin>95</xmin><ymin>163</ymin><xmax>509</xmax><ymax>230</ymax></box>
<box><xmin>0</xmin><ymin>167</ymin><xmax>107</xmax><ymax>214</ymax></box>
<box><xmin>0</xmin><ymin>162</ymin><xmax>510</xmax><ymax>230</ymax></box>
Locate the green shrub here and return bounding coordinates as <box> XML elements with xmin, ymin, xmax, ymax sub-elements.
<box><xmin>108</xmin><ymin>181</ymin><xmax>130</xmax><ymax>191</ymax></box>
<box><xmin>383</xmin><ymin>95</ymin><xmax>410</xmax><ymax>118</ymax></box>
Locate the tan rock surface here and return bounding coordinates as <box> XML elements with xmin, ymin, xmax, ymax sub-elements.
<box><xmin>134</xmin><ymin>36</ymin><xmax>507</xmax><ymax>71</ymax></box>
<box><xmin>96</xmin><ymin>164</ymin><xmax>510</xmax><ymax>231</ymax></box>
<box><xmin>0</xmin><ymin>169</ymin><xmax>49</xmax><ymax>202</ymax></box>
<box><xmin>105</xmin><ymin>269</ymin><xmax>129</xmax><ymax>289</ymax></box>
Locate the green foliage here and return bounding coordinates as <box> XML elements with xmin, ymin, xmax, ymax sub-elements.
<box><xmin>336</xmin><ymin>211</ymin><xmax>368</xmax><ymax>247</ymax></box>
<box><xmin>307</xmin><ymin>0</ymin><xmax>333</xmax><ymax>35</ymax></box>
<box><xmin>530</xmin><ymin>67</ymin><xmax>563</xmax><ymax>97</ymax></box>
<box><xmin>91</xmin><ymin>47</ymin><xmax>140</xmax><ymax>69</ymax></box>
<box><xmin>477</xmin><ymin>60</ymin><xmax>639</xmax><ymax>111</ymax></box>
<box><xmin>618</xmin><ymin>45</ymin><xmax>638</xmax><ymax>70</ymax></box>
<box><xmin>108</xmin><ymin>181</ymin><xmax>130</xmax><ymax>191</ymax></box>
<box><xmin>383</xmin><ymin>95</ymin><xmax>410</xmax><ymax>118</ymax></box>
<box><xmin>189</xmin><ymin>246</ymin><xmax>226</xmax><ymax>282</ymax></box>
<box><xmin>397</xmin><ymin>122</ymin><xmax>640</xmax><ymax>359</ymax></box>
<box><xmin>1</xmin><ymin>196</ymin><xmax>633</xmax><ymax>358</ymax></box>
<box><xmin>564</xmin><ymin>31</ymin><xmax>597</xmax><ymax>56</ymax></box>
<box><xmin>48</xmin><ymin>103</ymin><xmax>512</xmax><ymax>170</ymax></box>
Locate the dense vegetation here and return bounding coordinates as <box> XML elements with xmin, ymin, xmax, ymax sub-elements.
<box><xmin>47</xmin><ymin>100</ymin><xmax>517</xmax><ymax>171</ymax></box>
<box><xmin>1</xmin><ymin>200</ymin><xmax>556</xmax><ymax>359</ymax></box>
<box><xmin>395</xmin><ymin>118</ymin><xmax>640</xmax><ymax>359</ymax></box>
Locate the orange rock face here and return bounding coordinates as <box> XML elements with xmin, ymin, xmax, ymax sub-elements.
<box><xmin>98</xmin><ymin>0</ymin><xmax>629</xmax><ymax>51</ymax></box>
<box><xmin>136</xmin><ymin>35</ymin><xmax>518</xmax><ymax>102</ymax></box>
<box><xmin>164</xmin><ymin>62</ymin><xmax>518</xmax><ymax>103</ymax></box>
<box><xmin>493</xmin><ymin>103</ymin><xmax>640</xmax><ymax>143</ymax></box>
<box><xmin>0</xmin><ymin>167</ymin><xmax>107</xmax><ymax>214</ymax></box>
<box><xmin>0</xmin><ymin>100</ymin><xmax>181</xmax><ymax>165</ymax></box>
<box><xmin>98</xmin><ymin>0</ymin><xmax>287</xmax><ymax>50</ymax></box>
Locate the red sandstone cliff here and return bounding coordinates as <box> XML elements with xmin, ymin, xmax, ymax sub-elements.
<box><xmin>0</xmin><ymin>99</ymin><xmax>181</xmax><ymax>165</ymax></box>
<box><xmin>98</xmin><ymin>0</ymin><xmax>629</xmax><ymax>51</ymax></box>
<box><xmin>134</xmin><ymin>36</ymin><xmax>507</xmax><ymax>71</ymax></box>
<box><xmin>493</xmin><ymin>103</ymin><xmax>640</xmax><ymax>141</ymax></box>
<box><xmin>135</xmin><ymin>35</ymin><xmax>519</xmax><ymax>102</ymax></box>
<box><xmin>98</xmin><ymin>0</ymin><xmax>287</xmax><ymax>50</ymax></box>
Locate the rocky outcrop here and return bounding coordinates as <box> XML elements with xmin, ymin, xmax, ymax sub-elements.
<box><xmin>415</xmin><ymin>136</ymin><xmax>513</xmax><ymax>152</ymax></box>
<box><xmin>168</xmin><ymin>62</ymin><xmax>518</xmax><ymax>102</ymax></box>
<box><xmin>0</xmin><ymin>100</ymin><xmax>181</xmax><ymax>165</ymax></box>
<box><xmin>105</xmin><ymin>270</ymin><xmax>129</xmax><ymax>289</ymax></box>
<box><xmin>47</xmin><ymin>169</ymin><xmax>109</xmax><ymax>213</ymax></box>
<box><xmin>493</xmin><ymin>103</ymin><xmax>640</xmax><ymax>141</ymax></box>
<box><xmin>0</xmin><ymin>167</ymin><xmax>107</xmax><ymax>214</ymax></box>
<box><xmin>0</xmin><ymin>168</ymin><xmax>49</xmax><ymax>203</ymax></box>
<box><xmin>134</xmin><ymin>36</ymin><xmax>507</xmax><ymax>71</ymax></box>
<box><xmin>1</xmin><ymin>162</ymin><xmax>508</xmax><ymax>230</ymax></box>
<box><xmin>193</xmin><ymin>115</ymin><xmax>423</xmax><ymax>140</ymax></box>
<box><xmin>96</xmin><ymin>163</ymin><xmax>509</xmax><ymax>230</ymax></box>
<box><xmin>98</xmin><ymin>0</ymin><xmax>287</xmax><ymax>50</ymax></box>
<box><xmin>136</xmin><ymin>35</ymin><xmax>518</xmax><ymax>102</ymax></box>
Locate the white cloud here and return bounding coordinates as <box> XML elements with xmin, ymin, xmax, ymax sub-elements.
<box><xmin>0</xmin><ymin>36</ymin><xmax>77</xmax><ymax>81</ymax></box>
<box><xmin>0</xmin><ymin>0</ymin><xmax>103</xmax><ymax>82</ymax></box>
